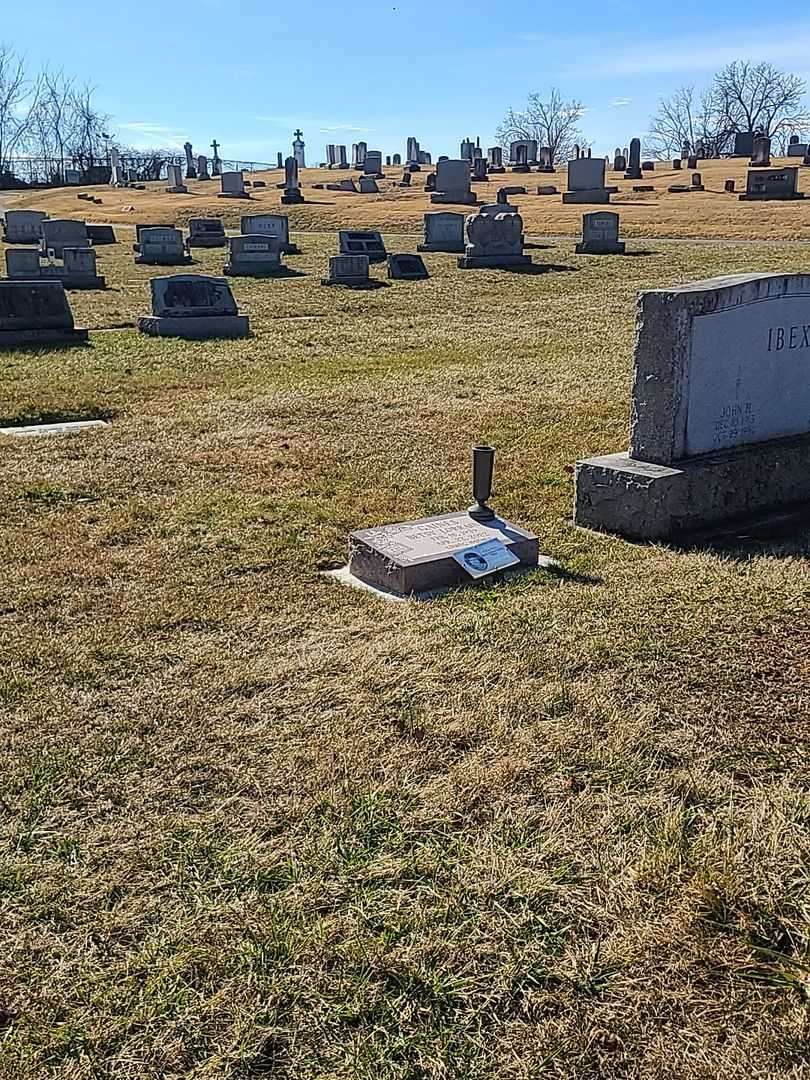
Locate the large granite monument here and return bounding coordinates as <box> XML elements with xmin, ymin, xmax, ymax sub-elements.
<box><xmin>575</xmin><ymin>273</ymin><xmax>810</xmax><ymax>539</ymax></box>
<box><xmin>0</xmin><ymin>281</ymin><xmax>88</xmax><ymax>347</ymax></box>
<box><xmin>138</xmin><ymin>275</ymin><xmax>249</xmax><ymax>339</ymax></box>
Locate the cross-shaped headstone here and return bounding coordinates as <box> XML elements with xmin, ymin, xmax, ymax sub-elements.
<box><xmin>294</xmin><ymin>129</ymin><xmax>303</xmax><ymax>141</ymax></box>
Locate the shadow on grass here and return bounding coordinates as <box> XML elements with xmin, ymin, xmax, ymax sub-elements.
<box><xmin>500</xmin><ymin>262</ymin><xmax>578</xmax><ymax>275</ymax></box>
<box><xmin>0</xmin><ymin>404</ymin><xmax>117</xmax><ymax>427</ymax></box>
<box><xmin>675</xmin><ymin>506</ymin><xmax>810</xmax><ymax>560</ymax></box>
<box><xmin>322</xmin><ymin>280</ymin><xmax>391</xmax><ymax>290</ymax></box>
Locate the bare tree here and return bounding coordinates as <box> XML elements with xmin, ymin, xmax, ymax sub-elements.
<box><xmin>497</xmin><ymin>88</ymin><xmax>587</xmax><ymax>164</ymax></box>
<box><xmin>647</xmin><ymin>85</ymin><xmax>730</xmax><ymax>159</ymax></box>
<box><xmin>712</xmin><ymin>61</ymin><xmax>810</xmax><ymax>141</ymax></box>
<box><xmin>0</xmin><ymin>45</ymin><xmax>40</xmax><ymax>180</ymax></box>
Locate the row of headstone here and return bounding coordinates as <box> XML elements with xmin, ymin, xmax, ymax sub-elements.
<box><xmin>5</xmin><ymin>246</ymin><xmax>105</xmax><ymax>289</ymax></box>
<box><xmin>325</xmin><ymin>144</ymin><xmax>349</xmax><ymax>168</ymax></box>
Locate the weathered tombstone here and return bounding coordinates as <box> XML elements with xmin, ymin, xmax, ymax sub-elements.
<box><xmin>787</xmin><ymin>141</ymin><xmax>809</xmax><ymax>158</ymax></box>
<box><xmin>733</xmin><ymin>132</ymin><xmax>755</xmax><ymax>158</ymax></box>
<box><xmin>138</xmin><ymin>275</ymin><xmax>249</xmax><ymax>339</ymax></box>
<box><xmin>281</xmin><ymin>157</ymin><xmax>305</xmax><ymax>204</ymax></box>
<box><xmin>430</xmin><ymin>159</ymin><xmax>477</xmax><ymax>205</ymax></box>
<box><xmin>134</xmin><ymin>227</ymin><xmax>192</xmax><ymax>266</ymax></box>
<box><xmin>166</xmin><ymin>164</ymin><xmax>187</xmax><ymax>193</ymax></box>
<box><xmin>345</xmin><ymin>446</ymin><xmax>539</xmax><ymax>597</ymax></box>
<box><xmin>387</xmin><ymin>253</ymin><xmax>429</xmax><ymax>280</ymax></box>
<box><xmin>575</xmin><ymin>211</ymin><xmax>625</xmax><ymax>255</ymax></box>
<box><xmin>537</xmin><ymin>147</ymin><xmax>554</xmax><ymax>173</ymax></box>
<box><xmin>0</xmin><ymin>281</ymin><xmax>88</xmax><ymax>346</ymax></box>
<box><xmin>392</xmin><ymin>152</ymin><xmax>401</xmax><ymax>166</ymax></box>
<box><xmin>417</xmin><ymin>211</ymin><xmax>465</xmax><ymax>253</ymax></box>
<box><xmin>471</xmin><ymin>157</ymin><xmax>488</xmax><ymax>183</ymax></box>
<box><xmin>326</xmin><ymin>143</ymin><xmax>337</xmax><ymax>168</ymax></box>
<box><xmin>110</xmin><ymin>148</ymin><xmax>125</xmax><ymax>187</ymax></box>
<box><xmin>358</xmin><ymin>177</ymin><xmax>379</xmax><ymax>194</ymax></box>
<box><xmin>488</xmin><ymin>146</ymin><xmax>505</xmax><ymax>172</ymax></box>
<box><xmin>41</xmin><ymin>219</ymin><xmax>88</xmax><ymax>257</ymax></box>
<box><xmin>292</xmin><ymin>128</ymin><xmax>306</xmax><ymax>167</ymax></box>
<box><xmin>241</xmin><ymin>213</ymin><xmax>299</xmax><ymax>253</ymax></box>
<box><xmin>187</xmin><ymin>218</ymin><xmax>227</xmax><ymax>248</ymax></box>
<box><xmin>385</xmin><ymin>155</ymin><xmax>391</xmax><ymax>167</ymax></box>
<box><xmin>672</xmin><ymin>158</ymin><xmax>682</xmax><ymax>170</ymax></box>
<box><xmin>64</xmin><ymin>169</ymin><xmax>81</xmax><ymax>185</ymax></box>
<box><xmin>321</xmin><ymin>254</ymin><xmax>371</xmax><ymax>287</ymax></box>
<box><xmin>749</xmin><ymin>136</ymin><xmax>772</xmax><ymax>167</ymax></box>
<box><xmin>739</xmin><ymin>167</ymin><xmax>804</xmax><ymax>201</ymax></box>
<box><xmin>276</xmin><ymin>152</ymin><xmax>283</xmax><ymax>169</ymax></box>
<box><xmin>399</xmin><ymin>172</ymin><xmax>412</xmax><ymax>187</ymax></box>
<box><xmin>691</xmin><ymin>172</ymin><xmax>704</xmax><ymax>191</ymax></box>
<box><xmin>510</xmin><ymin>141</ymin><xmax>535</xmax><ymax>172</ymax></box>
<box><xmin>334</xmin><ymin>145</ymin><xmax>348</xmax><ymax>168</ymax></box>
<box><xmin>642</xmin><ymin>160</ymin><xmax>655</xmax><ymax>171</ymax></box>
<box><xmin>57</xmin><ymin>247</ymin><xmax>106</xmax><ymax>288</ymax></box>
<box><xmin>362</xmin><ymin>150</ymin><xmax>384</xmax><ymax>178</ymax></box>
<box><xmin>687</xmin><ymin>154</ymin><xmax>698</xmax><ymax>170</ymax></box>
<box><xmin>575</xmin><ymin>272</ymin><xmax>810</xmax><ymax>540</ymax></box>
<box><xmin>3</xmin><ymin>210</ymin><xmax>48</xmax><ymax>244</ymax></box>
<box><xmin>184</xmin><ymin>142</ymin><xmax>197</xmax><ymax>179</ymax></box>
<box><xmin>458</xmin><ymin>207</ymin><xmax>530</xmax><ymax>269</ymax></box>
<box><xmin>86</xmin><ymin>225</ymin><xmax>116</xmax><ymax>245</ymax></box>
<box><xmin>218</xmin><ymin>171</ymin><xmax>248</xmax><ymax>199</ymax></box>
<box><xmin>624</xmin><ymin>138</ymin><xmax>642</xmax><ymax>180</ymax></box>
<box><xmin>5</xmin><ymin>248</ymin><xmax>42</xmax><ymax>279</ymax></box>
<box><xmin>224</xmin><ymin>234</ymin><xmax>287</xmax><ymax>276</ymax></box>
<box><xmin>536</xmin><ymin>185</ymin><xmax>557</xmax><ymax>195</ymax></box>
<box><xmin>425</xmin><ymin>172</ymin><xmax>436</xmax><ymax>192</ymax></box>
<box><xmin>725</xmin><ymin>179</ymin><xmax>736</xmax><ymax>193</ymax></box>
<box><xmin>563</xmin><ymin>157</ymin><xmax>610</xmax><ymax>203</ymax></box>
<box><xmin>338</xmin><ymin>230</ymin><xmax>386</xmax><ymax>262</ymax></box>
<box><xmin>406</xmin><ymin>137</ymin><xmax>421</xmax><ymax>169</ymax></box>
<box><xmin>613</xmin><ymin>152</ymin><xmax>626</xmax><ymax>172</ymax></box>
<box><xmin>197</xmin><ymin>155</ymin><xmax>211</xmax><ymax>180</ymax></box>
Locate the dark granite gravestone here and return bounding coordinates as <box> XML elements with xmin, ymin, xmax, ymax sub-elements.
<box><xmin>321</xmin><ymin>254</ymin><xmax>371</xmax><ymax>287</ymax></box>
<box><xmin>387</xmin><ymin>253</ymin><xmax>429</xmax><ymax>280</ymax></box>
<box><xmin>338</xmin><ymin>230</ymin><xmax>387</xmax><ymax>262</ymax></box>
<box><xmin>224</xmin><ymin>235</ymin><xmax>286</xmax><ymax>277</ymax></box>
<box><xmin>345</xmin><ymin>447</ymin><xmax>539</xmax><ymax>597</ymax></box>
<box><xmin>575</xmin><ymin>211</ymin><xmax>625</xmax><ymax>255</ymax></box>
<box><xmin>725</xmin><ymin>179</ymin><xmax>736</xmax><ymax>193</ymax></box>
<box><xmin>624</xmin><ymin>138</ymin><xmax>642</xmax><ymax>180</ymax></box>
<box><xmin>749</xmin><ymin>136</ymin><xmax>771</xmax><ymax>167</ymax></box>
<box><xmin>138</xmin><ymin>275</ymin><xmax>249</xmax><ymax>339</ymax></box>
<box><xmin>187</xmin><ymin>218</ymin><xmax>227</xmax><ymax>248</ymax></box>
<box><xmin>134</xmin><ymin>227</ymin><xmax>192</xmax><ymax>266</ymax></box>
<box><xmin>733</xmin><ymin>132</ymin><xmax>755</xmax><ymax>158</ymax></box>
<box><xmin>0</xmin><ymin>281</ymin><xmax>88</xmax><ymax>347</ymax></box>
<box><xmin>739</xmin><ymin>167</ymin><xmax>804</xmax><ymax>201</ymax></box>
<box><xmin>86</xmin><ymin>224</ymin><xmax>116</xmax><ymax>245</ymax></box>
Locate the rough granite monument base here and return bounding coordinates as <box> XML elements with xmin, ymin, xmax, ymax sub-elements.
<box><xmin>281</xmin><ymin>193</ymin><xmax>305</xmax><ymax>204</ymax></box>
<box><xmin>217</xmin><ymin>192</ymin><xmax>250</xmax><ymax>200</ymax></box>
<box><xmin>430</xmin><ymin>192</ymin><xmax>477</xmax><ymax>205</ymax></box>
<box><xmin>575</xmin><ymin>240</ymin><xmax>625</xmax><ymax>255</ymax></box>
<box><xmin>137</xmin><ymin>315</ymin><xmax>250</xmax><ymax>340</ymax></box>
<box><xmin>349</xmin><ymin>511</ymin><xmax>539</xmax><ymax>596</ymax></box>
<box><xmin>0</xmin><ymin>327</ymin><xmax>88</xmax><ymax>347</ymax></box>
<box><xmin>457</xmin><ymin>253</ymin><xmax>532</xmax><ymax>269</ymax></box>
<box><xmin>562</xmin><ymin>189</ymin><xmax>611</xmax><ymax>204</ymax></box>
<box><xmin>575</xmin><ymin>434</ymin><xmax>810</xmax><ymax>541</ymax></box>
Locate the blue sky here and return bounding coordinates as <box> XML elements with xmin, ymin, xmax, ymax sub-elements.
<box><xmin>5</xmin><ymin>0</ymin><xmax>810</xmax><ymax>163</ymax></box>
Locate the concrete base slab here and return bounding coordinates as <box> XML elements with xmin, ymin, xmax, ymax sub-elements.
<box><xmin>457</xmin><ymin>254</ymin><xmax>532</xmax><ymax>269</ymax></box>
<box><xmin>417</xmin><ymin>242</ymin><xmax>465</xmax><ymax>253</ymax></box>
<box><xmin>137</xmin><ymin>315</ymin><xmax>250</xmax><ymax>340</ymax></box>
<box><xmin>323</xmin><ymin>557</ymin><xmax>555</xmax><ymax>602</ymax></box>
<box><xmin>562</xmin><ymin>189</ymin><xmax>611</xmax><ymax>204</ymax></box>
<box><xmin>280</xmin><ymin>194</ymin><xmax>305</xmax><ymax>204</ymax></box>
<box><xmin>0</xmin><ymin>328</ymin><xmax>88</xmax><ymax>348</ymax></box>
<box><xmin>739</xmin><ymin>193</ymin><xmax>805</xmax><ymax>201</ymax></box>
<box><xmin>574</xmin><ymin>434</ymin><xmax>810</xmax><ymax>541</ymax></box>
<box><xmin>223</xmin><ymin>265</ymin><xmax>291</xmax><ymax>277</ymax></box>
<box><xmin>575</xmin><ymin>242</ymin><xmax>626</xmax><ymax>255</ymax></box>
<box><xmin>0</xmin><ymin>419</ymin><xmax>108</xmax><ymax>438</ymax></box>
<box><xmin>430</xmin><ymin>193</ymin><xmax>477</xmax><ymax>205</ymax></box>
<box><xmin>217</xmin><ymin>192</ymin><xmax>250</xmax><ymax>199</ymax></box>
<box><xmin>134</xmin><ymin>255</ymin><xmax>193</xmax><ymax>266</ymax></box>
<box><xmin>62</xmin><ymin>276</ymin><xmax>107</xmax><ymax>290</ymax></box>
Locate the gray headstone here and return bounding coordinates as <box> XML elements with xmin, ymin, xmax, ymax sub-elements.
<box><xmin>3</xmin><ymin>210</ymin><xmax>48</xmax><ymax>244</ymax></box>
<box><xmin>139</xmin><ymin>274</ymin><xmax>249</xmax><ymax>339</ymax></box>
<box><xmin>387</xmin><ymin>253</ymin><xmax>429</xmax><ymax>280</ymax></box>
<box><xmin>0</xmin><ymin>280</ymin><xmax>87</xmax><ymax>346</ymax></box>
<box><xmin>338</xmin><ymin>230</ymin><xmax>386</xmax><ymax>262</ymax></box>
<box><xmin>322</xmin><ymin>254</ymin><xmax>370</xmax><ymax>286</ymax></box>
<box><xmin>418</xmin><ymin>211</ymin><xmax>465</xmax><ymax>253</ymax></box>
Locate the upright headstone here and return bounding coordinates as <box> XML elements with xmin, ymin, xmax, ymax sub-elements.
<box><xmin>488</xmin><ymin>147</ymin><xmax>505</xmax><ymax>172</ymax></box>
<box><xmin>325</xmin><ymin>144</ymin><xmax>337</xmax><ymax>168</ymax></box>
<box><xmin>3</xmin><ymin>210</ymin><xmax>48</xmax><ymax>244</ymax></box>
<box><xmin>197</xmin><ymin>155</ymin><xmax>211</xmax><ymax>180</ymax></box>
<box><xmin>134</xmin><ymin>227</ymin><xmax>192</xmax><ymax>266</ymax></box>
<box><xmin>277</xmin><ymin>152</ymin><xmax>283</xmax><ymax>169</ymax></box>
<box><xmin>0</xmin><ymin>281</ymin><xmax>88</xmax><ymax>347</ymax></box>
<box><xmin>733</xmin><ymin>132</ymin><xmax>755</xmax><ymax>158</ymax></box>
<box><xmin>110</xmin><ymin>148</ymin><xmax>125</xmax><ymax>187</ymax></box>
<box><xmin>430</xmin><ymin>159</ymin><xmax>477</xmax><ymax>205</ymax></box>
<box><xmin>406</xmin><ymin>137</ymin><xmax>421</xmax><ymax>169</ymax></box>
<box><xmin>166</xmin><ymin>164</ymin><xmax>187</xmax><ymax>193</ymax></box>
<box><xmin>417</xmin><ymin>211</ymin><xmax>465</xmax><ymax>253</ymax></box>
<box><xmin>281</xmin><ymin>157</ymin><xmax>305</xmax><ymax>204</ymax></box>
<box><xmin>241</xmin><ymin>213</ymin><xmax>299</xmax><ymax>253</ymax></box>
<box><xmin>471</xmin><ymin>157</ymin><xmax>488</xmax><ymax>183</ymax></box>
<box><xmin>210</xmin><ymin>139</ymin><xmax>222</xmax><ymax>177</ymax></box>
<box><xmin>41</xmin><ymin>219</ymin><xmax>88</xmax><ymax>257</ymax></box>
<box><xmin>537</xmin><ymin>147</ymin><xmax>554</xmax><ymax>172</ymax></box>
<box><xmin>184</xmin><ymin>142</ymin><xmax>197</xmax><ymax>179</ymax></box>
<box><xmin>293</xmin><ymin>129</ymin><xmax>306</xmax><ymax>168</ymax></box>
<box><xmin>138</xmin><ymin>275</ymin><xmax>249</xmax><ymax>339</ymax></box>
<box><xmin>224</xmin><ymin>234</ymin><xmax>286</xmax><ymax>277</ymax></box>
<box><xmin>575</xmin><ymin>211</ymin><xmax>625</xmax><ymax>255</ymax></box>
<box><xmin>613</xmin><ymin>152</ymin><xmax>626</xmax><ymax>172</ymax></box>
<box><xmin>362</xmin><ymin>150</ymin><xmax>384</xmax><ymax>178</ymax></box>
<box><xmin>458</xmin><ymin>207</ymin><xmax>530</xmax><ymax>269</ymax></box>
<box><xmin>575</xmin><ymin>273</ymin><xmax>810</xmax><ymax>539</ymax></box>
<box><xmin>750</xmin><ymin>136</ymin><xmax>772</xmax><ymax>167</ymax></box>
<box><xmin>359</xmin><ymin>177</ymin><xmax>379</xmax><ymax>194</ymax></box>
<box><xmin>460</xmin><ymin>138</ymin><xmax>475</xmax><ymax>162</ymax></box>
<box><xmin>739</xmin><ymin>167</ymin><xmax>803</xmax><ymax>201</ymax></box>
<box><xmin>624</xmin><ymin>138</ymin><xmax>642</xmax><ymax>180</ymax></box>
<box><xmin>563</xmin><ymin>157</ymin><xmax>610</xmax><ymax>204</ymax></box>
<box><xmin>187</xmin><ymin>218</ymin><xmax>227</xmax><ymax>248</ymax></box>
<box><xmin>218</xmin><ymin>171</ymin><xmax>248</xmax><ymax>199</ymax></box>
<box><xmin>322</xmin><ymin>254</ymin><xmax>370</xmax><ymax>287</ymax></box>
<box><xmin>392</xmin><ymin>153</ymin><xmax>401</xmax><ymax>166</ymax></box>
<box><xmin>336</xmin><ymin>145</ymin><xmax>348</xmax><ymax>168</ymax></box>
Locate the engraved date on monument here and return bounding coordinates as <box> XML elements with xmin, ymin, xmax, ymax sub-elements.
<box><xmin>713</xmin><ymin>401</ymin><xmax>756</xmax><ymax>446</ymax></box>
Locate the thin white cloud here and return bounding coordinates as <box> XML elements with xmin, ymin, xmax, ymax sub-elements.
<box><xmin>610</xmin><ymin>97</ymin><xmax>632</xmax><ymax>108</ymax></box>
<box><xmin>117</xmin><ymin>122</ymin><xmax>187</xmax><ymax>149</ymax></box>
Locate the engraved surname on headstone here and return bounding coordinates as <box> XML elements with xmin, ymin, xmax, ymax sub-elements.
<box><xmin>684</xmin><ymin>294</ymin><xmax>810</xmax><ymax>455</ymax></box>
<box><xmin>363</xmin><ymin>516</ymin><xmax>497</xmax><ymax>561</ymax></box>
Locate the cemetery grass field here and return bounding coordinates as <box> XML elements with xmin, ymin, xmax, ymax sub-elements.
<box><xmin>1</xmin><ymin>231</ymin><xmax>809</xmax><ymax>1079</ymax></box>
<box><xmin>7</xmin><ymin>157</ymin><xmax>810</xmax><ymax>242</ymax></box>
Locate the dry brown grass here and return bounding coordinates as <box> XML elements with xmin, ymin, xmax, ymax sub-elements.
<box><xmin>0</xmin><ymin>230</ymin><xmax>809</xmax><ymax>1078</ymax></box>
<box><xmin>5</xmin><ymin>157</ymin><xmax>810</xmax><ymax>240</ymax></box>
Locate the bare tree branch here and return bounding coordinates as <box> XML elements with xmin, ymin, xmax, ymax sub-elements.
<box><xmin>497</xmin><ymin>89</ymin><xmax>587</xmax><ymax>165</ymax></box>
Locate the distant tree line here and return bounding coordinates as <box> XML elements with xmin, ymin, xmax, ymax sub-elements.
<box><xmin>647</xmin><ymin>62</ymin><xmax>810</xmax><ymax>159</ymax></box>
